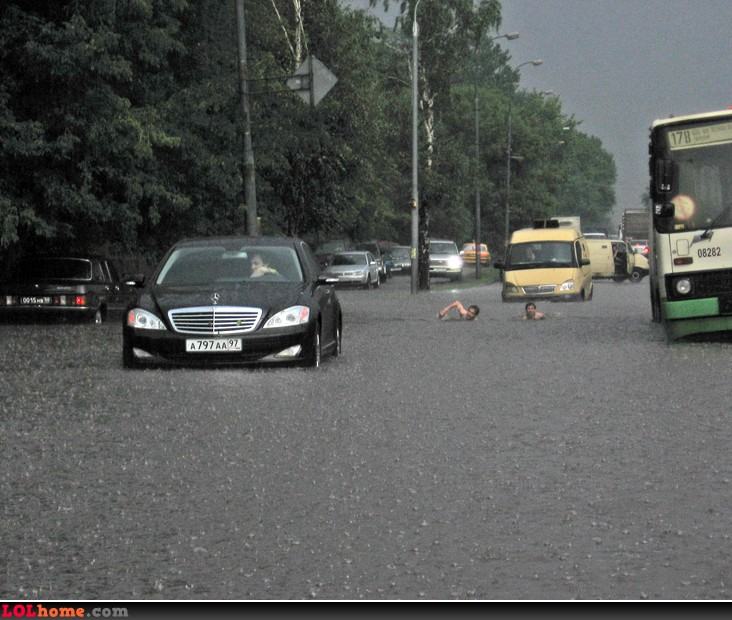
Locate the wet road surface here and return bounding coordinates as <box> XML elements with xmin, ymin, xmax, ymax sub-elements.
<box><xmin>2</xmin><ymin>277</ymin><xmax>731</xmax><ymax>599</ymax></box>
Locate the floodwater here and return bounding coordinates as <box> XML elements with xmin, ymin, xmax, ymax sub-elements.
<box><xmin>2</xmin><ymin>278</ymin><xmax>731</xmax><ymax>599</ymax></box>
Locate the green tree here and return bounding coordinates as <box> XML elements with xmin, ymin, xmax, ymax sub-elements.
<box><xmin>0</xmin><ymin>0</ymin><xmax>190</xmax><ymax>263</ymax></box>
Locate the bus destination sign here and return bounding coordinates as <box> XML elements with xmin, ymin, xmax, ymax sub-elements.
<box><xmin>668</xmin><ymin>121</ymin><xmax>732</xmax><ymax>150</ymax></box>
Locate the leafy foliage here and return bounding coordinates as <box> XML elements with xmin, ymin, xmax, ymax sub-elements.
<box><xmin>0</xmin><ymin>0</ymin><xmax>617</xmax><ymax>273</ymax></box>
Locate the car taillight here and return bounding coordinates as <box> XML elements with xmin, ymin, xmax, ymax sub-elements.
<box><xmin>642</xmin><ymin>247</ymin><xmax>650</xmax><ymax>255</ymax></box>
<box><xmin>73</xmin><ymin>295</ymin><xmax>87</xmax><ymax>306</ymax></box>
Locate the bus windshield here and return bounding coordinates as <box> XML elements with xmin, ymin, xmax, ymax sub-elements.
<box><xmin>663</xmin><ymin>120</ymin><xmax>732</xmax><ymax>232</ymax></box>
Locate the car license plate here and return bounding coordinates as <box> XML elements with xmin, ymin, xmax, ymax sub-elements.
<box><xmin>186</xmin><ymin>338</ymin><xmax>242</xmax><ymax>353</ymax></box>
<box><xmin>20</xmin><ymin>296</ymin><xmax>51</xmax><ymax>305</ymax></box>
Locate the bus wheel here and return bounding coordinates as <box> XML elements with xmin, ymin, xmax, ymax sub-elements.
<box><xmin>651</xmin><ymin>287</ymin><xmax>662</xmax><ymax>323</ymax></box>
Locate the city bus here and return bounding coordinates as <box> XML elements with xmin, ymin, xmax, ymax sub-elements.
<box><xmin>649</xmin><ymin>109</ymin><xmax>732</xmax><ymax>339</ymax></box>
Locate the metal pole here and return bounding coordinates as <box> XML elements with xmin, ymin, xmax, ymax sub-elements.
<box><xmin>410</xmin><ymin>0</ymin><xmax>421</xmax><ymax>295</ymax></box>
<box><xmin>504</xmin><ymin>96</ymin><xmax>512</xmax><ymax>250</ymax></box>
<box><xmin>474</xmin><ymin>76</ymin><xmax>481</xmax><ymax>279</ymax></box>
<box><xmin>235</xmin><ymin>0</ymin><xmax>258</xmax><ymax>236</ymax></box>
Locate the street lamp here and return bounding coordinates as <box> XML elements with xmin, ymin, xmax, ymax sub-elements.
<box><xmin>473</xmin><ymin>32</ymin><xmax>519</xmax><ymax>279</ymax></box>
<box><xmin>504</xmin><ymin>59</ymin><xmax>543</xmax><ymax>249</ymax></box>
<box><xmin>410</xmin><ymin>0</ymin><xmax>423</xmax><ymax>295</ymax></box>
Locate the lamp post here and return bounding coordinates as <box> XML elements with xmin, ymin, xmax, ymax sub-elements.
<box><xmin>473</xmin><ymin>32</ymin><xmax>518</xmax><ymax>279</ymax></box>
<box><xmin>504</xmin><ymin>59</ymin><xmax>543</xmax><ymax>250</ymax></box>
<box><xmin>410</xmin><ymin>0</ymin><xmax>423</xmax><ymax>295</ymax></box>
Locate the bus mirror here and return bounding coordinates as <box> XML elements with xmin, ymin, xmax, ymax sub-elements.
<box><xmin>655</xmin><ymin>159</ymin><xmax>675</xmax><ymax>195</ymax></box>
<box><xmin>654</xmin><ymin>202</ymin><xmax>675</xmax><ymax>218</ymax></box>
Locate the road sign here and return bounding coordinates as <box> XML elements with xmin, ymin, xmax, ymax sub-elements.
<box><xmin>286</xmin><ymin>55</ymin><xmax>337</xmax><ymax>107</ymax></box>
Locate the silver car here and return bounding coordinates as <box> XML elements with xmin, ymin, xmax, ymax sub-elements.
<box><xmin>324</xmin><ymin>251</ymin><xmax>381</xmax><ymax>289</ymax></box>
<box><xmin>429</xmin><ymin>239</ymin><xmax>464</xmax><ymax>281</ymax></box>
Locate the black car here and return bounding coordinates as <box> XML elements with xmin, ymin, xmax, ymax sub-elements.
<box><xmin>0</xmin><ymin>256</ymin><xmax>131</xmax><ymax>323</ymax></box>
<box><xmin>314</xmin><ymin>239</ymin><xmax>353</xmax><ymax>270</ymax></box>
<box><xmin>122</xmin><ymin>236</ymin><xmax>342</xmax><ymax>368</ymax></box>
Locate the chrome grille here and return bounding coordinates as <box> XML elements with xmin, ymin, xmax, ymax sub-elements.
<box><xmin>169</xmin><ymin>306</ymin><xmax>262</xmax><ymax>335</ymax></box>
<box><xmin>522</xmin><ymin>285</ymin><xmax>556</xmax><ymax>295</ymax></box>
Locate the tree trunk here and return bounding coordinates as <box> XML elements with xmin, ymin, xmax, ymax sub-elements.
<box><xmin>417</xmin><ymin>81</ymin><xmax>436</xmax><ymax>291</ymax></box>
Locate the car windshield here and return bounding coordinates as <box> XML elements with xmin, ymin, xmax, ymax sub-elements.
<box><xmin>355</xmin><ymin>243</ymin><xmax>378</xmax><ymax>254</ymax></box>
<box><xmin>430</xmin><ymin>242</ymin><xmax>458</xmax><ymax>254</ymax></box>
<box><xmin>15</xmin><ymin>258</ymin><xmax>92</xmax><ymax>280</ymax></box>
<box><xmin>507</xmin><ymin>242</ymin><xmax>576</xmax><ymax>269</ymax></box>
<box><xmin>316</xmin><ymin>240</ymin><xmax>348</xmax><ymax>254</ymax></box>
<box><xmin>388</xmin><ymin>248</ymin><xmax>410</xmax><ymax>259</ymax></box>
<box><xmin>332</xmin><ymin>253</ymin><xmax>366</xmax><ymax>266</ymax></box>
<box><xmin>156</xmin><ymin>245</ymin><xmax>304</xmax><ymax>285</ymax></box>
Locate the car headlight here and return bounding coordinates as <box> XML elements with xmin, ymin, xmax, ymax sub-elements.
<box><xmin>447</xmin><ymin>256</ymin><xmax>463</xmax><ymax>269</ymax></box>
<box><xmin>559</xmin><ymin>280</ymin><xmax>575</xmax><ymax>291</ymax></box>
<box><xmin>127</xmin><ymin>308</ymin><xmax>167</xmax><ymax>330</ymax></box>
<box><xmin>675</xmin><ymin>277</ymin><xmax>692</xmax><ymax>295</ymax></box>
<box><xmin>263</xmin><ymin>305</ymin><xmax>310</xmax><ymax>328</ymax></box>
<box><xmin>504</xmin><ymin>283</ymin><xmax>520</xmax><ymax>293</ymax></box>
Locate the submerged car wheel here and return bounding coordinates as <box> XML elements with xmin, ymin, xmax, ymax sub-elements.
<box><xmin>122</xmin><ymin>340</ymin><xmax>140</xmax><ymax>369</ymax></box>
<box><xmin>363</xmin><ymin>276</ymin><xmax>372</xmax><ymax>290</ymax></box>
<box><xmin>303</xmin><ymin>325</ymin><xmax>321</xmax><ymax>368</ymax></box>
<box><xmin>333</xmin><ymin>322</ymin><xmax>342</xmax><ymax>357</ymax></box>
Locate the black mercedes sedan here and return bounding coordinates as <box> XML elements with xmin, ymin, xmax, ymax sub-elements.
<box><xmin>122</xmin><ymin>237</ymin><xmax>342</xmax><ymax>368</ymax></box>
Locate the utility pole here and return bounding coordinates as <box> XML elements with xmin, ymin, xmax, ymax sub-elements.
<box><xmin>410</xmin><ymin>0</ymin><xmax>422</xmax><ymax>294</ymax></box>
<box><xmin>235</xmin><ymin>0</ymin><xmax>258</xmax><ymax>236</ymax></box>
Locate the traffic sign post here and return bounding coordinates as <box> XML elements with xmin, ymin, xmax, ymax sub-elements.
<box><xmin>286</xmin><ymin>55</ymin><xmax>338</xmax><ymax>107</ymax></box>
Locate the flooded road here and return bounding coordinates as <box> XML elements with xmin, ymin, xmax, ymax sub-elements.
<box><xmin>2</xmin><ymin>279</ymin><xmax>731</xmax><ymax>599</ymax></box>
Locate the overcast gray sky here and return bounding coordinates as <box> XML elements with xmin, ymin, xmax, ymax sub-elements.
<box><xmin>346</xmin><ymin>0</ymin><xmax>732</xmax><ymax>226</ymax></box>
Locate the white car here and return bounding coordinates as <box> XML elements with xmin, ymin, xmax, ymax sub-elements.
<box><xmin>323</xmin><ymin>251</ymin><xmax>381</xmax><ymax>289</ymax></box>
<box><xmin>429</xmin><ymin>239</ymin><xmax>463</xmax><ymax>281</ymax></box>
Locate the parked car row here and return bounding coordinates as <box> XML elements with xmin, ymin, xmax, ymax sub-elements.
<box><xmin>315</xmin><ymin>238</ymin><xmax>482</xmax><ymax>283</ymax></box>
<box><xmin>1</xmin><ymin>234</ymin><xmax>476</xmax><ymax>369</ymax></box>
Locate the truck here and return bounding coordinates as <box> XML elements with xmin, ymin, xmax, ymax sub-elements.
<box><xmin>620</xmin><ymin>209</ymin><xmax>649</xmax><ymax>242</ymax></box>
<box><xmin>552</xmin><ymin>215</ymin><xmax>581</xmax><ymax>232</ymax></box>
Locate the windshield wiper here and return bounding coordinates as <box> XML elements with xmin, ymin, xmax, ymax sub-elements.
<box><xmin>700</xmin><ymin>203</ymin><xmax>732</xmax><ymax>240</ymax></box>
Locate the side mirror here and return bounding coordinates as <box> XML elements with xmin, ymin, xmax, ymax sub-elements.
<box><xmin>123</xmin><ymin>273</ymin><xmax>145</xmax><ymax>287</ymax></box>
<box><xmin>581</xmin><ymin>257</ymin><xmax>591</xmax><ymax>266</ymax></box>
<box><xmin>654</xmin><ymin>159</ymin><xmax>676</xmax><ymax>196</ymax></box>
<box><xmin>654</xmin><ymin>202</ymin><xmax>675</xmax><ymax>218</ymax></box>
<box><xmin>493</xmin><ymin>260</ymin><xmax>504</xmax><ymax>271</ymax></box>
